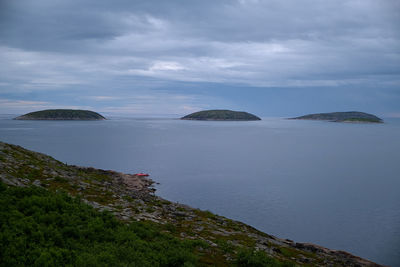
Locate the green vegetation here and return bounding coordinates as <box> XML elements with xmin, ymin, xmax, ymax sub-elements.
<box><xmin>181</xmin><ymin>110</ymin><xmax>261</xmax><ymax>121</ymax></box>
<box><xmin>291</xmin><ymin>111</ymin><xmax>382</xmax><ymax>123</ymax></box>
<box><xmin>0</xmin><ymin>181</ymin><xmax>294</xmax><ymax>267</ymax></box>
<box><xmin>14</xmin><ymin>109</ymin><xmax>105</xmax><ymax>120</ymax></box>
<box><xmin>236</xmin><ymin>249</ymin><xmax>294</xmax><ymax>267</ymax></box>
<box><xmin>0</xmin><ymin>182</ymin><xmax>200</xmax><ymax>266</ymax></box>
<box><xmin>341</xmin><ymin>118</ymin><xmax>382</xmax><ymax>123</ymax></box>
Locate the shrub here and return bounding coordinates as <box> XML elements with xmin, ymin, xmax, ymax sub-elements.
<box><xmin>0</xmin><ymin>182</ymin><xmax>200</xmax><ymax>266</ymax></box>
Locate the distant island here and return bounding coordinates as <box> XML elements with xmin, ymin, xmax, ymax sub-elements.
<box><xmin>291</xmin><ymin>111</ymin><xmax>382</xmax><ymax>123</ymax></box>
<box><xmin>14</xmin><ymin>109</ymin><xmax>106</xmax><ymax>120</ymax></box>
<box><xmin>181</xmin><ymin>109</ymin><xmax>261</xmax><ymax>121</ymax></box>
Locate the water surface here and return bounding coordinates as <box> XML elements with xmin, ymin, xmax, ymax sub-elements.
<box><xmin>1</xmin><ymin>115</ymin><xmax>399</xmax><ymax>266</ymax></box>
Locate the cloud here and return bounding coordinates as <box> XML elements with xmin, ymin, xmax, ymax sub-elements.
<box><xmin>150</xmin><ymin>61</ymin><xmax>185</xmax><ymax>71</ymax></box>
<box><xmin>0</xmin><ymin>99</ymin><xmax>49</xmax><ymax>107</ymax></box>
<box><xmin>96</xmin><ymin>93</ymin><xmax>217</xmax><ymax>116</ymax></box>
<box><xmin>0</xmin><ymin>0</ymin><xmax>399</xmax><ymax>115</ymax></box>
<box><xmin>0</xmin><ymin>98</ymin><xmax>92</xmax><ymax>114</ymax></box>
<box><xmin>87</xmin><ymin>96</ymin><xmax>122</xmax><ymax>101</ymax></box>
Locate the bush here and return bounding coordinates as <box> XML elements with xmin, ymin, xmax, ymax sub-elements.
<box><xmin>235</xmin><ymin>248</ymin><xmax>295</xmax><ymax>267</ymax></box>
<box><xmin>0</xmin><ymin>182</ymin><xmax>200</xmax><ymax>266</ymax></box>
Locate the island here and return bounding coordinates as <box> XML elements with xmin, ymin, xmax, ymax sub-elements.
<box><xmin>291</xmin><ymin>111</ymin><xmax>382</xmax><ymax>123</ymax></box>
<box><xmin>181</xmin><ymin>109</ymin><xmax>261</xmax><ymax>121</ymax></box>
<box><xmin>14</xmin><ymin>109</ymin><xmax>106</xmax><ymax>120</ymax></box>
<box><xmin>0</xmin><ymin>141</ymin><xmax>381</xmax><ymax>266</ymax></box>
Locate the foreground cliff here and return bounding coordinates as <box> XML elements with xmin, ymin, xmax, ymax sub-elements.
<box><xmin>0</xmin><ymin>141</ymin><xmax>381</xmax><ymax>266</ymax></box>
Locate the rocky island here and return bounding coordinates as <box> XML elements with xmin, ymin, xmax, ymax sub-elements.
<box><xmin>181</xmin><ymin>109</ymin><xmax>261</xmax><ymax>121</ymax></box>
<box><xmin>14</xmin><ymin>109</ymin><xmax>106</xmax><ymax>120</ymax></box>
<box><xmin>0</xmin><ymin>141</ymin><xmax>381</xmax><ymax>266</ymax></box>
<box><xmin>291</xmin><ymin>111</ymin><xmax>382</xmax><ymax>123</ymax></box>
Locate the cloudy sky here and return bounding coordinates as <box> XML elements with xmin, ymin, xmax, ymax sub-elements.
<box><xmin>0</xmin><ymin>0</ymin><xmax>399</xmax><ymax>117</ymax></box>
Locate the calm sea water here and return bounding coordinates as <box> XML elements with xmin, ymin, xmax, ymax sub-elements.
<box><xmin>0</xmin><ymin>115</ymin><xmax>399</xmax><ymax>266</ymax></box>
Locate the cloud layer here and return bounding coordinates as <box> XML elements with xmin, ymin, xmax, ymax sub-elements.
<box><xmin>0</xmin><ymin>0</ymin><xmax>399</xmax><ymax>115</ymax></box>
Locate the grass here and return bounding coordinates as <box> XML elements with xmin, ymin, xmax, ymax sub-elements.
<box><xmin>235</xmin><ymin>249</ymin><xmax>295</xmax><ymax>267</ymax></box>
<box><xmin>0</xmin><ymin>181</ymin><xmax>297</xmax><ymax>266</ymax></box>
<box><xmin>0</xmin><ymin>181</ymin><xmax>202</xmax><ymax>266</ymax></box>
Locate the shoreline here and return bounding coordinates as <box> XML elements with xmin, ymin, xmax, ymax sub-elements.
<box><xmin>0</xmin><ymin>141</ymin><xmax>383</xmax><ymax>266</ymax></box>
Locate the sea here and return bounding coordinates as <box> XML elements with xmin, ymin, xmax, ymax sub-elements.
<box><xmin>0</xmin><ymin>114</ymin><xmax>399</xmax><ymax>266</ymax></box>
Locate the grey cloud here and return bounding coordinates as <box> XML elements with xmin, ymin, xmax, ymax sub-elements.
<box><xmin>0</xmin><ymin>0</ymin><xmax>399</xmax><ymax>115</ymax></box>
<box><xmin>3</xmin><ymin>0</ymin><xmax>399</xmax><ymax>51</ymax></box>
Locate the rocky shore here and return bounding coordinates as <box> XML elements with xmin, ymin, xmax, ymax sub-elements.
<box><xmin>0</xmin><ymin>141</ymin><xmax>383</xmax><ymax>266</ymax></box>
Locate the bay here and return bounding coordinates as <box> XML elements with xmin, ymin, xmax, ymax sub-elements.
<box><xmin>1</xmin><ymin>115</ymin><xmax>399</xmax><ymax>266</ymax></box>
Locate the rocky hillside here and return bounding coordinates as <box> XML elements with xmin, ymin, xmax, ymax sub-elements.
<box><xmin>14</xmin><ymin>109</ymin><xmax>106</xmax><ymax>120</ymax></box>
<box><xmin>0</xmin><ymin>141</ymin><xmax>381</xmax><ymax>266</ymax></box>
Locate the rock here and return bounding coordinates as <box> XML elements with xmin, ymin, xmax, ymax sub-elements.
<box><xmin>32</xmin><ymin>180</ymin><xmax>42</xmax><ymax>187</ymax></box>
<box><xmin>173</xmin><ymin>211</ymin><xmax>187</xmax><ymax>217</ymax></box>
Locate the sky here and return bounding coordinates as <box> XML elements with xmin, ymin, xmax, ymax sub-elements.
<box><xmin>0</xmin><ymin>0</ymin><xmax>399</xmax><ymax>117</ymax></box>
